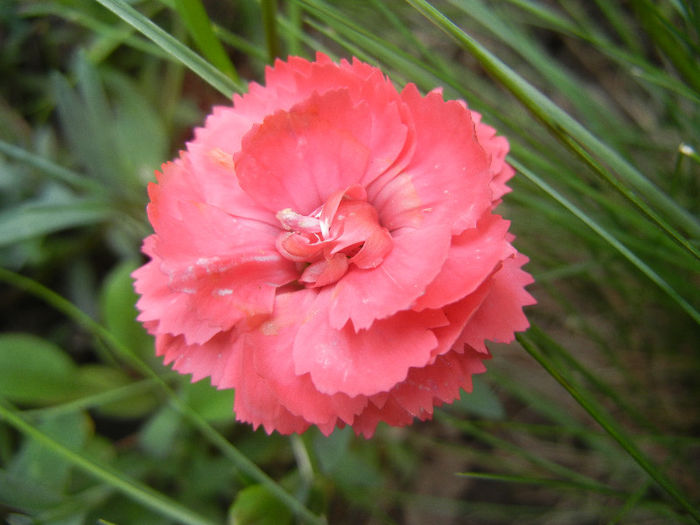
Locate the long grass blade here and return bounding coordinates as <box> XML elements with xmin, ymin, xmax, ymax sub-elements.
<box><xmin>404</xmin><ymin>0</ymin><xmax>700</xmax><ymax>243</ymax></box>
<box><xmin>94</xmin><ymin>0</ymin><xmax>243</xmax><ymax>96</ymax></box>
<box><xmin>0</xmin><ymin>267</ymin><xmax>327</xmax><ymax>525</ymax></box>
<box><xmin>510</xmin><ymin>158</ymin><xmax>699</xmax><ymax>324</ymax></box>
<box><xmin>0</xmin><ymin>139</ymin><xmax>100</xmax><ymax>191</ymax></box>
<box><xmin>261</xmin><ymin>0</ymin><xmax>281</xmax><ymax>62</ymax></box>
<box><xmin>516</xmin><ymin>331</ymin><xmax>700</xmax><ymax>521</ymax></box>
<box><xmin>0</xmin><ymin>400</ymin><xmax>217</xmax><ymax>525</ymax></box>
<box><xmin>173</xmin><ymin>0</ymin><xmax>239</xmax><ymax>81</ymax></box>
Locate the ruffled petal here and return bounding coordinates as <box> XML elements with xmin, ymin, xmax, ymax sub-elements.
<box><xmin>414</xmin><ymin>213</ymin><xmax>515</xmax><ymax>310</ymax></box>
<box><xmin>369</xmin><ymin>85</ymin><xmax>491</xmax><ymax>234</ymax></box>
<box><xmin>294</xmin><ymin>288</ymin><xmax>446</xmax><ymax>397</ymax></box>
<box><xmin>235</xmin><ymin>88</ymin><xmax>406</xmax><ymax>215</ymax></box>
<box><xmin>458</xmin><ymin>253</ymin><xmax>536</xmax><ymax>354</ymax></box>
<box><xmin>247</xmin><ymin>290</ymin><xmax>368</xmax><ymax>427</ymax></box>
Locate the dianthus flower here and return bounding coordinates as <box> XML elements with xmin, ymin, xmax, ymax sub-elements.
<box><xmin>133</xmin><ymin>53</ymin><xmax>535</xmax><ymax>437</ymax></box>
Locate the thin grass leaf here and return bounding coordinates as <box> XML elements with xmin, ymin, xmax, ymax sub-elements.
<box><xmin>592</xmin><ymin>0</ymin><xmax>644</xmax><ymax>54</ymax></box>
<box><xmin>0</xmin><ymin>199</ymin><xmax>112</xmax><ymax>247</ymax></box>
<box><xmin>0</xmin><ymin>400</ymin><xmax>217</xmax><ymax>525</ymax></box>
<box><xmin>404</xmin><ymin>0</ymin><xmax>700</xmax><ymax>243</ymax></box>
<box><xmin>285</xmin><ymin>0</ymin><xmax>302</xmax><ymax>56</ymax></box>
<box><xmin>19</xmin><ymin>2</ymin><xmax>168</xmax><ymax>61</ymax></box>
<box><xmin>527</xmin><ymin>324</ymin><xmax>653</xmax><ymax>431</ymax></box>
<box><xmin>299</xmin><ymin>0</ymin><xmax>470</xmax><ymax>98</ymax></box>
<box><xmin>448</xmin><ymin>0</ymin><xmax>627</xmax><ymax>148</ymax></box>
<box><xmin>173</xmin><ymin>0</ymin><xmax>239</xmax><ymax>81</ymax></box>
<box><xmin>0</xmin><ymin>140</ymin><xmax>99</xmax><ymax>191</ymax></box>
<box><xmin>516</xmin><ymin>331</ymin><xmax>700</xmax><ymax>521</ymax></box>
<box><xmin>510</xmin><ymin>158</ymin><xmax>699</xmax><ymax>324</ymax></box>
<box><xmin>457</xmin><ymin>471</ymin><xmax>622</xmax><ymax>495</ymax></box>
<box><xmin>23</xmin><ymin>380</ymin><xmax>158</xmax><ymax>420</ymax></box>
<box><xmin>261</xmin><ymin>0</ymin><xmax>281</xmax><ymax>62</ymax></box>
<box><xmin>440</xmin><ymin>415</ymin><xmax>621</xmax><ymax>496</ymax></box>
<box><xmin>94</xmin><ymin>0</ymin><xmax>243</xmax><ymax>96</ymax></box>
<box><xmin>633</xmin><ymin>0</ymin><xmax>700</xmax><ymax>92</ymax></box>
<box><xmin>0</xmin><ymin>267</ymin><xmax>327</xmax><ymax>525</ymax></box>
<box><xmin>502</xmin><ymin>0</ymin><xmax>700</xmax><ymax>104</ymax></box>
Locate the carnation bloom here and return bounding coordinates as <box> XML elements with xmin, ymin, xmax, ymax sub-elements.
<box><xmin>133</xmin><ymin>53</ymin><xmax>535</xmax><ymax>437</ymax></box>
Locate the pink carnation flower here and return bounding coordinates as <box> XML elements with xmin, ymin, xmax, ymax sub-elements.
<box><xmin>133</xmin><ymin>53</ymin><xmax>535</xmax><ymax>437</ymax></box>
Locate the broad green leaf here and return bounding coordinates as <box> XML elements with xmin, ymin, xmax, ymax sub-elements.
<box><xmin>77</xmin><ymin>366</ymin><xmax>159</xmax><ymax>418</ymax></box>
<box><xmin>0</xmin><ymin>468</ymin><xmax>62</xmax><ymax>512</ymax></box>
<box><xmin>0</xmin><ymin>198</ymin><xmax>111</xmax><ymax>247</ymax></box>
<box><xmin>99</xmin><ymin>260</ymin><xmax>153</xmax><ymax>360</ymax></box>
<box><xmin>0</xmin><ymin>403</ymin><xmax>218</xmax><ymax>525</ymax></box>
<box><xmin>312</xmin><ymin>426</ymin><xmax>352</xmax><ymax>474</ymax></box>
<box><xmin>228</xmin><ymin>484</ymin><xmax>293</xmax><ymax>525</ymax></box>
<box><xmin>0</xmin><ymin>268</ymin><xmax>325</xmax><ymax>525</ymax></box>
<box><xmin>0</xmin><ymin>334</ymin><xmax>78</xmax><ymax>404</ymax></box>
<box><xmin>181</xmin><ymin>379</ymin><xmax>235</xmax><ymax>423</ymax></box>
<box><xmin>8</xmin><ymin>412</ymin><xmax>90</xmax><ymax>492</ymax></box>
<box><xmin>139</xmin><ymin>405</ymin><xmax>182</xmax><ymax>459</ymax></box>
<box><xmin>451</xmin><ymin>375</ymin><xmax>505</xmax><ymax>420</ymax></box>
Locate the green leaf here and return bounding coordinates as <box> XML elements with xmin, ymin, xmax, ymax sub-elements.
<box><xmin>94</xmin><ymin>0</ymin><xmax>243</xmax><ymax>96</ymax></box>
<box><xmin>0</xmin><ymin>468</ymin><xmax>62</xmax><ymax>512</ymax></box>
<box><xmin>228</xmin><ymin>484</ymin><xmax>293</xmax><ymax>525</ymax></box>
<box><xmin>0</xmin><ymin>139</ymin><xmax>98</xmax><ymax>191</ymax></box>
<box><xmin>8</xmin><ymin>412</ymin><xmax>90</xmax><ymax>492</ymax></box>
<box><xmin>312</xmin><ymin>426</ymin><xmax>352</xmax><ymax>474</ymax></box>
<box><xmin>0</xmin><ymin>402</ymin><xmax>218</xmax><ymax>525</ymax></box>
<box><xmin>99</xmin><ymin>260</ymin><xmax>153</xmax><ymax>359</ymax></box>
<box><xmin>173</xmin><ymin>0</ymin><xmax>239</xmax><ymax>81</ymax></box>
<box><xmin>451</xmin><ymin>375</ymin><xmax>505</xmax><ymax>420</ymax></box>
<box><xmin>0</xmin><ymin>197</ymin><xmax>111</xmax><ymax>247</ymax></box>
<box><xmin>405</xmin><ymin>0</ymin><xmax>700</xmax><ymax>245</ymax></box>
<box><xmin>181</xmin><ymin>379</ymin><xmax>235</xmax><ymax>423</ymax></box>
<box><xmin>139</xmin><ymin>405</ymin><xmax>182</xmax><ymax>459</ymax></box>
<box><xmin>76</xmin><ymin>366</ymin><xmax>159</xmax><ymax>418</ymax></box>
<box><xmin>0</xmin><ymin>334</ymin><xmax>77</xmax><ymax>404</ymax></box>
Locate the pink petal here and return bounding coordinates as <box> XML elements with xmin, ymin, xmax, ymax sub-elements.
<box><xmin>294</xmin><ymin>288</ymin><xmax>446</xmax><ymax>397</ymax></box>
<box><xmin>458</xmin><ymin>253</ymin><xmax>536</xmax><ymax>353</ymax></box>
<box><xmin>369</xmin><ymin>85</ymin><xmax>491</xmax><ymax>234</ymax></box>
<box><xmin>154</xmin><ymin>332</ymin><xmax>230</xmax><ymax>383</ymax></box>
<box><xmin>247</xmin><ymin>290</ymin><xmax>368</xmax><ymax>427</ymax></box>
<box><xmin>234</xmin><ymin>91</ymin><xmax>370</xmax><ymax>214</ymax></box>
<box><xmin>350</xmin><ymin>396</ymin><xmax>415</xmax><ymax>438</ymax></box>
<box><xmin>390</xmin><ymin>348</ymin><xmax>488</xmax><ymax>418</ymax></box>
<box><xmin>329</xmin><ymin>225</ymin><xmax>451</xmax><ymax>330</ymax></box>
<box><xmin>414</xmin><ymin>213</ymin><xmax>515</xmax><ymax>310</ymax></box>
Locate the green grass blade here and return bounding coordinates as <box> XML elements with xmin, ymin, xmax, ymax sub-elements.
<box><xmin>173</xmin><ymin>0</ymin><xmax>239</xmax><ymax>81</ymax></box>
<box><xmin>0</xmin><ymin>267</ymin><xmax>327</xmax><ymax>525</ymax></box>
<box><xmin>261</xmin><ymin>0</ymin><xmax>281</xmax><ymax>62</ymax></box>
<box><xmin>516</xmin><ymin>331</ymin><xmax>700</xmax><ymax>521</ymax></box>
<box><xmin>404</xmin><ymin>0</ymin><xmax>700</xmax><ymax>242</ymax></box>
<box><xmin>457</xmin><ymin>471</ymin><xmax>622</xmax><ymax>495</ymax></box>
<box><xmin>632</xmin><ymin>0</ymin><xmax>700</xmax><ymax>92</ymax></box>
<box><xmin>20</xmin><ymin>2</ymin><xmax>168</xmax><ymax>62</ymax></box>
<box><xmin>0</xmin><ymin>139</ymin><xmax>100</xmax><ymax>191</ymax></box>
<box><xmin>94</xmin><ymin>0</ymin><xmax>243</xmax><ymax>96</ymax></box>
<box><xmin>510</xmin><ymin>158</ymin><xmax>699</xmax><ymax>324</ymax></box>
<box><xmin>285</xmin><ymin>0</ymin><xmax>302</xmax><ymax>55</ymax></box>
<box><xmin>0</xmin><ymin>400</ymin><xmax>217</xmax><ymax>525</ymax></box>
<box><xmin>441</xmin><ymin>415</ymin><xmax>620</xmax><ymax>495</ymax></box>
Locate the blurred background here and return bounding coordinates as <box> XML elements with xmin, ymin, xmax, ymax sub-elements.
<box><xmin>0</xmin><ymin>1</ymin><xmax>698</xmax><ymax>523</ymax></box>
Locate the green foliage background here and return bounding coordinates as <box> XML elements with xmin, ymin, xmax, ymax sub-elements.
<box><xmin>0</xmin><ymin>0</ymin><xmax>698</xmax><ymax>523</ymax></box>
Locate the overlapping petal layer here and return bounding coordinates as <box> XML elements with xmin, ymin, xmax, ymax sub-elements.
<box><xmin>133</xmin><ymin>53</ymin><xmax>535</xmax><ymax>437</ymax></box>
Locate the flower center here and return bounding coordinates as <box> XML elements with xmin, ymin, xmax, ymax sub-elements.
<box><xmin>275</xmin><ymin>185</ymin><xmax>393</xmax><ymax>287</ymax></box>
